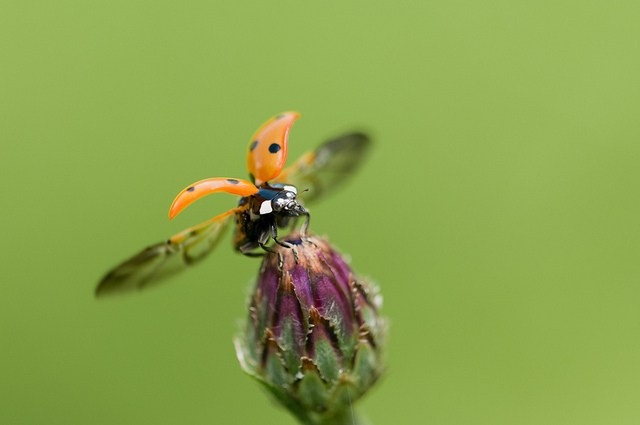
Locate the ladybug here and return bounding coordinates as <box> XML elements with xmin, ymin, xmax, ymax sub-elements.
<box><xmin>96</xmin><ymin>112</ymin><xmax>370</xmax><ymax>296</ymax></box>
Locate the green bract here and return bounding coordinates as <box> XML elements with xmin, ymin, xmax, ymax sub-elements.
<box><xmin>235</xmin><ymin>235</ymin><xmax>385</xmax><ymax>425</ymax></box>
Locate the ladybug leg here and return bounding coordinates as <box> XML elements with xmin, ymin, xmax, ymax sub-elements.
<box><xmin>274</xmin><ymin>238</ymin><xmax>292</xmax><ymax>249</ymax></box>
<box><xmin>270</xmin><ymin>217</ymin><xmax>294</xmax><ymax>249</ymax></box>
<box><xmin>273</xmin><ymin>236</ymin><xmax>291</xmax><ymax>248</ymax></box>
<box><xmin>255</xmin><ymin>224</ymin><xmax>275</xmax><ymax>254</ymax></box>
<box><xmin>239</xmin><ymin>242</ymin><xmax>266</xmax><ymax>257</ymax></box>
<box><xmin>300</xmin><ymin>212</ymin><xmax>310</xmax><ymax>237</ymax></box>
<box><xmin>259</xmin><ymin>242</ymin><xmax>276</xmax><ymax>254</ymax></box>
<box><xmin>268</xmin><ymin>220</ymin><xmax>291</xmax><ymax>249</ymax></box>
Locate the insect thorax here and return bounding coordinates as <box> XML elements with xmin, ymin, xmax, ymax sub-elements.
<box><xmin>232</xmin><ymin>184</ymin><xmax>307</xmax><ymax>252</ymax></box>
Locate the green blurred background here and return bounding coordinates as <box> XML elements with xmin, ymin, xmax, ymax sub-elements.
<box><xmin>2</xmin><ymin>0</ymin><xmax>640</xmax><ymax>424</ymax></box>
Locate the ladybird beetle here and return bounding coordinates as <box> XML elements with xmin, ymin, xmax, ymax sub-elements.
<box><xmin>96</xmin><ymin>112</ymin><xmax>370</xmax><ymax>296</ymax></box>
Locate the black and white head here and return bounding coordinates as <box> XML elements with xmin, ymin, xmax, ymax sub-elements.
<box><xmin>259</xmin><ymin>184</ymin><xmax>307</xmax><ymax>217</ymax></box>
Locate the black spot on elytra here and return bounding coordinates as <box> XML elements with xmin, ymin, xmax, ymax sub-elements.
<box><xmin>269</xmin><ymin>143</ymin><xmax>281</xmax><ymax>153</ymax></box>
<box><xmin>227</xmin><ymin>179</ymin><xmax>239</xmax><ymax>185</ymax></box>
<box><xmin>276</xmin><ymin>114</ymin><xmax>285</xmax><ymax>119</ymax></box>
<box><xmin>186</xmin><ymin>187</ymin><xmax>195</xmax><ymax>192</ymax></box>
<box><xmin>250</xmin><ymin>140</ymin><xmax>258</xmax><ymax>151</ymax></box>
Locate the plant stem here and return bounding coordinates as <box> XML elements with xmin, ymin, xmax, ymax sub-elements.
<box><xmin>300</xmin><ymin>408</ymin><xmax>364</xmax><ymax>425</ymax></box>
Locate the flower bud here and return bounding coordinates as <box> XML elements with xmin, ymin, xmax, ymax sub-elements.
<box><xmin>235</xmin><ymin>235</ymin><xmax>385</xmax><ymax>424</ymax></box>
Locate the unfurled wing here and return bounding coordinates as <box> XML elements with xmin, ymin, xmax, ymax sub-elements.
<box><xmin>95</xmin><ymin>209</ymin><xmax>237</xmax><ymax>297</ymax></box>
<box><xmin>276</xmin><ymin>132</ymin><xmax>371</xmax><ymax>204</ymax></box>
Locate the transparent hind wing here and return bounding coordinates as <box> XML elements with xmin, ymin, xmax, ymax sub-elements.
<box><xmin>277</xmin><ymin>132</ymin><xmax>371</xmax><ymax>204</ymax></box>
<box><xmin>95</xmin><ymin>209</ymin><xmax>237</xmax><ymax>297</ymax></box>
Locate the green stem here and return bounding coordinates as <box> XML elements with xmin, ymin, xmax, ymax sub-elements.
<box><xmin>301</xmin><ymin>408</ymin><xmax>365</xmax><ymax>425</ymax></box>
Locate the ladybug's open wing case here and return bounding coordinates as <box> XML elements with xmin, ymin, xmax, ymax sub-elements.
<box><xmin>276</xmin><ymin>132</ymin><xmax>371</xmax><ymax>204</ymax></box>
<box><xmin>95</xmin><ymin>209</ymin><xmax>237</xmax><ymax>297</ymax></box>
<box><xmin>246</xmin><ymin>112</ymin><xmax>299</xmax><ymax>186</ymax></box>
<box><xmin>169</xmin><ymin>177</ymin><xmax>257</xmax><ymax>219</ymax></box>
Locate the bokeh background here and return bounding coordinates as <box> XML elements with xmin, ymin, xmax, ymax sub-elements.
<box><xmin>2</xmin><ymin>0</ymin><xmax>640</xmax><ymax>424</ymax></box>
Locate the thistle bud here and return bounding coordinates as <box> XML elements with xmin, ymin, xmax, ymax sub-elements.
<box><xmin>235</xmin><ymin>235</ymin><xmax>385</xmax><ymax>425</ymax></box>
